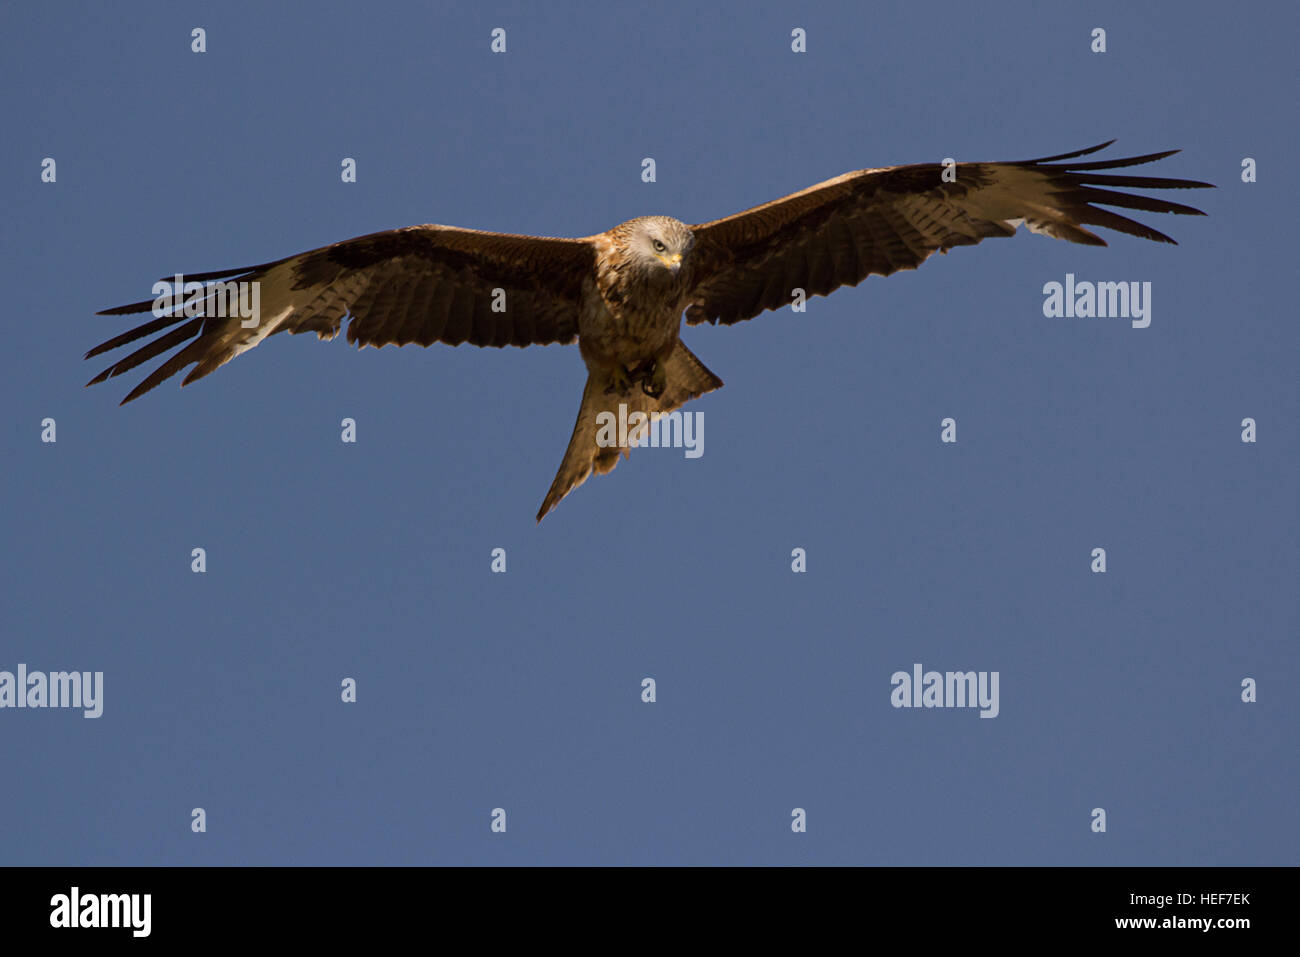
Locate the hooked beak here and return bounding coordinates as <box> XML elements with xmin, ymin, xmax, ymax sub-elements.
<box><xmin>660</xmin><ymin>252</ymin><xmax>682</xmax><ymax>272</ymax></box>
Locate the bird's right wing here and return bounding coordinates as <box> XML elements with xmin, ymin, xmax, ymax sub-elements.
<box><xmin>685</xmin><ymin>142</ymin><xmax>1213</xmax><ymax>328</ymax></box>
<box><xmin>87</xmin><ymin>225</ymin><xmax>595</xmax><ymax>404</ymax></box>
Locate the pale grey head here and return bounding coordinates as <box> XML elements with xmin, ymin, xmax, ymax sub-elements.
<box><xmin>617</xmin><ymin>215</ymin><xmax>696</xmax><ymax>279</ymax></box>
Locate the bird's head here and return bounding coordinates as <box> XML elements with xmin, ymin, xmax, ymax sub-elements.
<box><xmin>631</xmin><ymin>216</ymin><xmax>694</xmax><ymax>275</ymax></box>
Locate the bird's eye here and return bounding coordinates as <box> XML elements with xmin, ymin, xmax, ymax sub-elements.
<box><xmin>653</xmin><ymin>239</ymin><xmax>666</xmax><ymax>252</ymax></box>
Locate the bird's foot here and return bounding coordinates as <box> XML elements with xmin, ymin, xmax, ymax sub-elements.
<box><xmin>604</xmin><ymin>365</ymin><xmax>633</xmax><ymax>396</ymax></box>
<box><xmin>638</xmin><ymin>359</ymin><xmax>667</xmax><ymax>399</ymax></box>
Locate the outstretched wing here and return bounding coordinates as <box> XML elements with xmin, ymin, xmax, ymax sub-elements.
<box><xmin>87</xmin><ymin>225</ymin><xmax>595</xmax><ymax>403</ymax></box>
<box><xmin>685</xmin><ymin>142</ymin><xmax>1213</xmax><ymax>327</ymax></box>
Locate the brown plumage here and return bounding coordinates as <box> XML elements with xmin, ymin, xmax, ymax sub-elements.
<box><xmin>87</xmin><ymin>142</ymin><xmax>1212</xmax><ymax>520</ymax></box>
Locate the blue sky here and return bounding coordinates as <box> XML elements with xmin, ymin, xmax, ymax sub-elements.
<box><xmin>2</xmin><ymin>0</ymin><xmax>1295</xmax><ymax>864</ymax></box>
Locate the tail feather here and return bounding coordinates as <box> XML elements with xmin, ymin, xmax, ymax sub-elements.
<box><xmin>537</xmin><ymin>340</ymin><xmax>723</xmax><ymax>521</ymax></box>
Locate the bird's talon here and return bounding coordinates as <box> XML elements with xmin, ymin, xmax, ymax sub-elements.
<box><xmin>640</xmin><ymin>360</ymin><xmax>667</xmax><ymax>398</ymax></box>
<box><xmin>605</xmin><ymin>365</ymin><xmax>634</xmax><ymax>395</ymax></box>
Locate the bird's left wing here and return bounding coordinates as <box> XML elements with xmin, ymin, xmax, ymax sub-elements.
<box><xmin>685</xmin><ymin>142</ymin><xmax>1212</xmax><ymax>328</ymax></box>
<box><xmin>88</xmin><ymin>225</ymin><xmax>595</xmax><ymax>404</ymax></box>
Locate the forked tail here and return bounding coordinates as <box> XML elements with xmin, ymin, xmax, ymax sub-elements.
<box><xmin>537</xmin><ymin>340</ymin><xmax>723</xmax><ymax>521</ymax></box>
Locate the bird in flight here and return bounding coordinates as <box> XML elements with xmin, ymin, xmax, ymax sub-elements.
<box><xmin>87</xmin><ymin>142</ymin><xmax>1211</xmax><ymax>520</ymax></box>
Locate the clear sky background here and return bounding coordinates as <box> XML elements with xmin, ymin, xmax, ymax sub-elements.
<box><xmin>2</xmin><ymin>1</ymin><xmax>1295</xmax><ymax>865</ymax></box>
